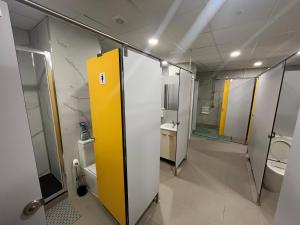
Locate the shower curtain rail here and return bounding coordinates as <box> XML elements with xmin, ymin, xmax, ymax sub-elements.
<box><xmin>16</xmin><ymin>0</ymin><xmax>194</xmax><ymax>74</ymax></box>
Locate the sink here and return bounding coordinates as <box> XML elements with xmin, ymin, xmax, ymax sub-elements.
<box><xmin>160</xmin><ymin>123</ymin><xmax>177</xmax><ymax>132</ymax></box>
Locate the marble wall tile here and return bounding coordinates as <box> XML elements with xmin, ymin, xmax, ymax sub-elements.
<box><xmin>45</xmin><ymin>17</ymin><xmax>101</xmax><ymax>193</ymax></box>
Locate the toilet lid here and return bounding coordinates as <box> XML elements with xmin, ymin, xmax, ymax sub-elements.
<box><xmin>269</xmin><ymin>139</ymin><xmax>291</xmax><ymax>162</ymax></box>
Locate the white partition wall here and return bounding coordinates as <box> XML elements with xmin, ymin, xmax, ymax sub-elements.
<box><xmin>192</xmin><ymin>80</ymin><xmax>199</xmax><ymax>131</ymax></box>
<box><xmin>248</xmin><ymin>63</ymin><xmax>284</xmax><ymax>197</ymax></box>
<box><xmin>274</xmin><ymin>108</ymin><xmax>300</xmax><ymax>225</ymax></box>
<box><xmin>224</xmin><ymin>79</ymin><xmax>255</xmax><ymax>141</ymax></box>
<box><xmin>273</xmin><ymin>70</ymin><xmax>300</xmax><ymax>137</ymax></box>
<box><xmin>123</xmin><ymin>50</ymin><xmax>161</xmax><ymax>225</ymax></box>
<box><xmin>0</xmin><ymin>2</ymin><xmax>47</xmax><ymax>224</ymax></box>
<box><xmin>176</xmin><ymin>70</ymin><xmax>193</xmax><ymax>168</ymax></box>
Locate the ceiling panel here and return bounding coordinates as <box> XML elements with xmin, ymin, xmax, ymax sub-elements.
<box><xmin>210</xmin><ymin>0</ymin><xmax>276</xmax><ymax>31</ymax></box>
<box><xmin>31</xmin><ymin>0</ymin><xmax>82</xmax><ymax>18</ymax></box>
<box><xmin>9</xmin><ymin>12</ymin><xmax>38</xmax><ymax>30</ymax></box>
<box><xmin>216</xmin><ymin>44</ymin><xmax>258</xmax><ymax>62</ymax></box>
<box><xmin>212</xmin><ymin>20</ymin><xmax>266</xmax><ymax>46</ymax></box>
<box><xmin>191</xmin><ymin>46</ymin><xmax>222</xmax><ymax>61</ymax></box>
<box><xmin>175</xmin><ymin>0</ymin><xmax>206</xmax><ymax>16</ymax></box>
<box><xmin>6</xmin><ymin>0</ymin><xmax>300</xmax><ymax>72</ymax></box>
<box><xmin>5</xmin><ymin>0</ymin><xmax>45</xmax><ymax>29</ymax></box>
<box><xmin>252</xmin><ymin>31</ymin><xmax>300</xmax><ymax>59</ymax></box>
<box><xmin>190</xmin><ymin>32</ymin><xmax>215</xmax><ymax>48</ymax></box>
<box><xmin>162</xmin><ymin>7</ymin><xmax>209</xmax><ymax>43</ymax></box>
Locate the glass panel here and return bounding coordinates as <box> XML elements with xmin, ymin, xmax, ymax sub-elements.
<box><xmin>193</xmin><ymin>79</ymin><xmax>229</xmax><ymax>141</ymax></box>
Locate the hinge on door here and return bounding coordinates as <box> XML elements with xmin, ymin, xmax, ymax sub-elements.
<box><xmin>268</xmin><ymin>132</ymin><xmax>276</xmax><ymax>139</ymax></box>
<box><xmin>123</xmin><ymin>46</ymin><xmax>128</xmax><ymax>57</ymax></box>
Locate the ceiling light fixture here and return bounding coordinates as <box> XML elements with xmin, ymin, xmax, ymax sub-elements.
<box><xmin>297</xmin><ymin>50</ymin><xmax>300</xmax><ymax>55</ymax></box>
<box><xmin>254</xmin><ymin>61</ymin><xmax>263</xmax><ymax>67</ymax></box>
<box><xmin>230</xmin><ymin>50</ymin><xmax>241</xmax><ymax>58</ymax></box>
<box><xmin>162</xmin><ymin>60</ymin><xmax>168</xmax><ymax>66</ymax></box>
<box><xmin>148</xmin><ymin>38</ymin><xmax>158</xmax><ymax>46</ymax></box>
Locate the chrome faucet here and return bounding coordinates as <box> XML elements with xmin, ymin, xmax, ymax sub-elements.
<box><xmin>172</xmin><ymin>121</ymin><xmax>176</xmax><ymax>128</ymax></box>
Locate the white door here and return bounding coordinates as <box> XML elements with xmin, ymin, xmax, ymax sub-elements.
<box><xmin>123</xmin><ymin>49</ymin><xmax>161</xmax><ymax>225</ymax></box>
<box><xmin>248</xmin><ymin>63</ymin><xmax>284</xmax><ymax>198</ymax></box>
<box><xmin>176</xmin><ymin>70</ymin><xmax>193</xmax><ymax>168</ymax></box>
<box><xmin>0</xmin><ymin>2</ymin><xmax>47</xmax><ymax>224</ymax></box>
<box><xmin>224</xmin><ymin>79</ymin><xmax>255</xmax><ymax>141</ymax></box>
<box><xmin>274</xmin><ymin>107</ymin><xmax>300</xmax><ymax>225</ymax></box>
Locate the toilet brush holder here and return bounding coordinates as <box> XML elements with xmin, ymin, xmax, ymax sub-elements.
<box><xmin>73</xmin><ymin>159</ymin><xmax>87</xmax><ymax>197</ymax></box>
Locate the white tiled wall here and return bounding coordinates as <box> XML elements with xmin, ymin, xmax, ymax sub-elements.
<box><xmin>30</xmin><ymin>17</ymin><xmax>101</xmax><ymax>193</ymax></box>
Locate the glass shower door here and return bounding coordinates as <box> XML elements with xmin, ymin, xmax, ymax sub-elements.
<box><xmin>16</xmin><ymin>47</ymin><xmax>66</xmax><ymax>202</ymax></box>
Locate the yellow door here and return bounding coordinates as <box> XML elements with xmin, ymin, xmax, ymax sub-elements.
<box><xmin>87</xmin><ymin>49</ymin><xmax>126</xmax><ymax>225</ymax></box>
<box><xmin>219</xmin><ymin>80</ymin><xmax>230</xmax><ymax>135</ymax></box>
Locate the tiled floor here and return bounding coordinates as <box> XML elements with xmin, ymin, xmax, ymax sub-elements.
<box><xmin>49</xmin><ymin>136</ymin><xmax>279</xmax><ymax>225</ymax></box>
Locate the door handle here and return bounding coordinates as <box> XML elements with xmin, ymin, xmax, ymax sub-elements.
<box><xmin>23</xmin><ymin>199</ymin><xmax>45</xmax><ymax>216</ymax></box>
<box><xmin>268</xmin><ymin>132</ymin><xmax>275</xmax><ymax>139</ymax></box>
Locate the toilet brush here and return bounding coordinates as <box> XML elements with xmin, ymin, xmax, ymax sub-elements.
<box><xmin>73</xmin><ymin>159</ymin><xmax>87</xmax><ymax>197</ymax></box>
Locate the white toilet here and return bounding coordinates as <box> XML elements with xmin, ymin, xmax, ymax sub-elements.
<box><xmin>263</xmin><ymin>135</ymin><xmax>291</xmax><ymax>192</ymax></box>
<box><xmin>78</xmin><ymin>139</ymin><xmax>98</xmax><ymax>197</ymax></box>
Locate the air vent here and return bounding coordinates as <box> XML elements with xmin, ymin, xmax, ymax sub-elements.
<box><xmin>112</xmin><ymin>16</ymin><xmax>128</xmax><ymax>25</ymax></box>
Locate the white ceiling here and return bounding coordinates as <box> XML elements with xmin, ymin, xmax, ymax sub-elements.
<box><xmin>5</xmin><ymin>0</ymin><xmax>300</xmax><ymax>71</ymax></box>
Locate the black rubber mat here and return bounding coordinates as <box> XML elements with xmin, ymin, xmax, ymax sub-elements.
<box><xmin>39</xmin><ymin>173</ymin><xmax>62</xmax><ymax>199</ymax></box>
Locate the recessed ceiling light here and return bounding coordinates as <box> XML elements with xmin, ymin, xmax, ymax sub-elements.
<box><xmin>148</xmin><ymin>38</ymin><xmax>158</xmax><ymax>46</ymax></box>
<box><xmin>230</xmin><ymin>50</ymin><xmax>241</xmax><ymax>58</ymax></box>
<box><xmin>297</xmin><ymin>50</ymin><xmax>300</xmax><ymax>55</ymax></box>
<box><xmin>254</xmin><ymin>61</ymin><xmax>263</xmax><ymax>67</ymax></box>
<box><xmin>162</xmin><ymin>60</ymin><xmax>168</xmax><ymax>66</ymax></box>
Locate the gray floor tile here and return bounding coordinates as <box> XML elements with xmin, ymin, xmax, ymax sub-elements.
<box><xmin>48</xmin><ymin>136</ymin><xmax>277</xmax><ymax>225</ymax></box>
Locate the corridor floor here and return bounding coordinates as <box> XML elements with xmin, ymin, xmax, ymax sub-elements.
<box><xmin>54</xmin><ymin>136</ymin><xmax>278</xmax><ymax>225</ymax></box>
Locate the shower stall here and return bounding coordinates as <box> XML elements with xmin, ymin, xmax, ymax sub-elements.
<box><xmin>16</xmin><ymin>46</ymin><xmax>66</xmax><ymax>203</ymax></box>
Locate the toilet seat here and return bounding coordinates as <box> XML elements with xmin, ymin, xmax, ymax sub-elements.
<box><xmin>269</xmin><ymin>136</ymin><xmax>291</xmax><ymax>163</ymax></box>
<box><xmin>85</xmin><ymin>163</ymin><xmax>96</xmax><ymax>175</ymax></box>
<box><xmin>83</xmin><ymin>163</ymin><xmax>98</xmax><ymax>197</ymax></box>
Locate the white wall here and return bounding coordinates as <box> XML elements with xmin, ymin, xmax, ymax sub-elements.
<box><xmin>30</xmin><ymin>17</ymin><xmax>101</xmax><ymax>193</ymax></box>
<box><xmin>274</xmin><ymin>70</ymin><xmax>300</xmax><ymax>137</ymax></box>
